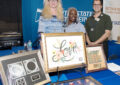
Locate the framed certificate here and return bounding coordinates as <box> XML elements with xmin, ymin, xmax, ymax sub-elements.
<box><xmin>86</xmin><ymin>45</ymin><xmax>107</xmax><ymax>73</ymax></box>
<box><xmin>41</xmin><ymin>32</ymin><xmax>87</xmax><ymax>73</ymax></box>
<box><xmin>51</xmin><ymin>76</ymin><xmax>102</xmax><ymax>85</ymax></box>
<box><xmin>0</xmin><ymin>50</ymin><xmax>50</xmax><ymax>85</ymax></box>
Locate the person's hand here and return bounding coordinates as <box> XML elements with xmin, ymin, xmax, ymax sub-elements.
<box><xmin>88</xmin><ymin>42</ymin><xmax>98</xmax><ymax>46</ymax></box>
<box><xmin>87</xmin><ymin>41</ymin><xmax>92</xmax><ymax>45</ymax></box>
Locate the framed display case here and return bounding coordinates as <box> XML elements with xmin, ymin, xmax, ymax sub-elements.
<box><xmin>51</xmin><ymin>76</ymin><xmax>102</xmax><ymax>85</ymax></box>
<box><xmin>0</xmin><ymin>50</ymin><xmax>50</xmax><ymax>85</ymax></box>
<box><xmin>41</xmin><ymin>32</ymin><xmax>87</xmax><ymax>73</ymax></box>
<box><xmin>86</xmin><ymin>45</ymin><xmax>107</xmax><ymax>73</ymax></box>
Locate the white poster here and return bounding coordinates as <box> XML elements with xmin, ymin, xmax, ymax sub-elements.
<box><xmin>103</xmin><ymin>0</ymin><xmax>120</xmax><ymax>40</ymax></box>
<box><xmin>42</xmin><ymin>32</ymin><xmax>87</xmax><ymax>72</ymax></box>
<box><xmin>46</xmin><ymin>36</ymin><xmax>85</xmax><ymax>68</ymax></box>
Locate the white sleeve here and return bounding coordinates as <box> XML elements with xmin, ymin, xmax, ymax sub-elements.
<box><xmin>79</xmin><ymin>23</ymin><xmax>86</xmax><ymax>33</ymax></box>
<box><xmin>82</xmin><ymin>25</ymin><xmax>86</xmax><ymax>33</ymax></box>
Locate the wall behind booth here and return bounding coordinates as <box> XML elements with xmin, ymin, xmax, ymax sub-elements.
<box><xmin>22</xmin><ymin>0</ymin><xmax>43</xmax><ymax>43</ymax></box>
<box><xmin>22</xmin><ymin>0</ymin><xmax>93</xmax><ymax>43</ymax></box>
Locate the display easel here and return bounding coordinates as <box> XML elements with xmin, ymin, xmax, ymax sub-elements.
<box><xmin>55</xmin><ymin>63</ymin><xmax>86</xmax><ymax>83</ymax></box>
<box><xmin>49</xmin><ymin>67</ymin><xmax>62</xmax><ymax>85</ymax></box>
<box><xmin>56</xmin><ymin>67</ymin><xmax>61</xmax><ymax>82</ymax></box>
<box><xmin>72</xmin><ymin>63</ymin><xmax>86</xmax><ymax>78</ymax></box>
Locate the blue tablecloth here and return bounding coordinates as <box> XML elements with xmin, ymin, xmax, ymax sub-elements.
<box><xmin>46</xmin><ymin>73</ymin><xmax>68</xmax><ymax>85</ymax></box>
<box><xmin>63</xmin><ymin>59</ymin><xmax>120</xmax><ymax>85</ymax></box>
<box><xmin>0</xmin><ymin>46</ymin><xmax>24</xmax><ymax>57</ymax></box>
<box><xmin>0</xmin><ymin>42</ymin><xmax>120</xmax><ymax>85</ymax></box>
<box><xmin>0</xmin><ymin>46</ymin><xmax>68</xmax><ymax>85</ymax></box>
<box><xmin>108</xmin><ymin>40</ymin><xmax>120</xmax><ymax>58</ymax></box>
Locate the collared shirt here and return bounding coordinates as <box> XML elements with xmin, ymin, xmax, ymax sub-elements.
<box><xmin>85</xmin><ymin>13</ymin><xmax>112</xmax><ymax>42</ymax></box>
<box><xmin>64</xmin><ymin>22</ymin><xmax>86</xmax><ymax>33</ymax></box>
<box><xmin>38</xmin><ymin>16</ymin><xmax>64</xmax><ymax>33</ymax></box>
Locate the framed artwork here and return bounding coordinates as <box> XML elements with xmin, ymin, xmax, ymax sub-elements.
<box><xmin>41</xmin><ymin>32</ymin><xmax>87</xmax><ymax>73</ymax></box>
<box><xmin>51</xmin><ymin>76</ymin><xmax>102</xmax><ymax>85</ymax></box>
<box><xmin>86</xmin><ymin>45</ymin><xmax>107</xmax><ymax>73</ymax></box>
<box><xmin>0</xmin><ymin>50</ymin><xmax>50</xmax><ymax>85</ymax></box>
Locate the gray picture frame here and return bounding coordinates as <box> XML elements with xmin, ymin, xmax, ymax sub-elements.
<box><xmin>0</xmin><ymin>50</ymin><xmax>50</xmax><ymax>85</ymax></box>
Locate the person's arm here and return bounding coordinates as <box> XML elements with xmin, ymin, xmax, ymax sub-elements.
<box><xmin>94</xmin><ymin>15</ymin><xmax>112</xmax><ymax>44</ymax></box>
<box><xmin>94</xmin><ymin>30</ymin><xmax>111</xmax><ymax>44</ymax></box>
<box><xmin>86</xmin><ymin>30</ymin><xmax>111</xmax><ymax>45</ymax></box>
<box><xmin>84</xmin><ymin>18</ymin><xmax>92</xmax><ymax>45</ymax></box>
<box><xmin>86</xmin><ymin>34</ymin><xmax>92</xmax><ymax>45</ymax></box>
<box><xmin>89</xmin><ymin>15</ymin><xmax>112</xmax><ymax>45</ymax></box>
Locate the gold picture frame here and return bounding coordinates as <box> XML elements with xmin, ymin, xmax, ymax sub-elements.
<box><xmin>86</xmin><ymin>44</ymin><xmax>107</xmax><ymax>73</ymax></box>
<box><xmin>41</xmin><ymin>32</ymin><xmax>87</xmax><ymax>73</ymax></box>
<box><xmin>0</xmin><ymin>50</ymin><xmax>50</xmax><ymax>85</ymax></box>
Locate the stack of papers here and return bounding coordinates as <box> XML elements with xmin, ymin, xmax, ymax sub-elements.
<box><xmin>107</xmin><ymin>63</ymin><xmax>120</xmax><ymax>76</ymax></box>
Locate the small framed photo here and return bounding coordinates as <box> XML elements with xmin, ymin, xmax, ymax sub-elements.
<box><xmin>0</xmin><ymin>50</ymin><xmax>50</xmax><ymax>85</ymax></box>
<box><xmin>86</xmin><ymin>45</ymin><xmax>107</xmax><ymax>73</ymax></box>
<box><xmin>51</xmin><ymin>76</ymin><xmax>102</xmax><ymax>85</ymax></box>
<box><xmin>41</xmin><ymin>32</ymin><xmax>87</xmax><ymax>73</ymax></box>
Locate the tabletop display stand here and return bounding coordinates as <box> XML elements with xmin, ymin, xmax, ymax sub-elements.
<box><xmin>50</xmin><ymin>64</ymin><xmax>87</xmax><ymax>85</ymax></box>
<box><xmin>50</xmin><ymin>64</ymin><xmax>102</xmax><ymax>85</ymax></box>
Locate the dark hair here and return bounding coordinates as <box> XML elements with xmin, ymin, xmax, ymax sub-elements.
<box><xmin>93</xmin><ymin>0</ymin><xmax>103</xmax><ymax>12</ymax></box>
<box><xmin>93</xmin><ymin>0</ymin><xmax>103</xmax><ymax>5</ymax></box>
<box><xmin>66</xmin><ymin>7</ymin><xmax>79</xmax><ymax>26</ymax></box>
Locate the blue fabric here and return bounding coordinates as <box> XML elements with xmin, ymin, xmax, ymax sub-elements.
<box><xmin>0</xmin><ymin>46</ymin><xmax>24</xmax><ymax>57</ymax></box>
<box><xmin>65</xmin><ymin>22</ymin><xmax>86</xmax><ymax>33</ymax></box>
<box><xmin>22</xmin><ymin>0</ymin><xmax>44</xmax><ymax>43</ymax></box>
<box><xmin>38</xmin><ymin>16</ymin><xmax>64</xmax><ymax>33</ymax></box>
<box><xmin>0</xmin><ymin>46</ymin><xmax>68</xmax><ymax>85</ymax></box>
<box><xmin>1</xmin><ymin>45</ymin><xmax>120</xmax><ymax>85</ymax></box>
<box><xmin>64</xmin><ymin>59</ymin><xmax>120</xmax><ymax>85</ymax></box>
<box><xmin>22</xmin><ymin>0</ymin><xmax>93</xmax><ymax>42</ymax></box>
<box><xmin>99</xmin><ymin>76</ymin><xmax>120</xmax><ymax>85</ymax></box>
<box><xmin>64</xmin><ymin>69</ymin><xmax>117</xmax><ymax>79</ymax></box>
<box><xmin>46</xmin><ymin>74</ymin><xmax>68</xmax><ymax>85</ymax></box>
<box><xmin>108</xmin><ymin>40</ymin><xmax>120</xmax><ymax>58</ymax></box>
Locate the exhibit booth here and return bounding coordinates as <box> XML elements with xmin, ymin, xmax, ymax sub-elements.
<box><xmin>0</xmin><ymin>0</ymin><xmax>120</xmax><ymax>85</ymax></box>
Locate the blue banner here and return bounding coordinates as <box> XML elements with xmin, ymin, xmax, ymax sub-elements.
<box><xmin>22</xmin><ymin>0</ymin><xmax>93</xmax><ymax>43</ymax></box>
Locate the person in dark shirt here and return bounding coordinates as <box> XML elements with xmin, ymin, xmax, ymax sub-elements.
<box><xmin>85</xmin><ymin>0</ymin><xmax>112</xmax><ymax>59</ymax></box>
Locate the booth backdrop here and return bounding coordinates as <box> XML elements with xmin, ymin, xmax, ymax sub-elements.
<box><xmin>22</xmin><ymin>0</ymin><xmax>93</xmax><ymax>43</ymax></box>
<box><xmin>103</xmin><ymin>0</ymin><xmax>120</xmax><ymax>40</ymax></box>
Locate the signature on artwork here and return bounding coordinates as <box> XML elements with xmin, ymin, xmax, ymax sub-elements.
<box><xmin>52</xmin><ymin>40</ymin><xmax>81</xmax><ymax>62</ymax></box>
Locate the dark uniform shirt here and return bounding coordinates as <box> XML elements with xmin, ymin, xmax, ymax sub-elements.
<box><xmin>85</xmin><ymin>13</ymin><xmax>112</xmax><ymax>42</ymax></box>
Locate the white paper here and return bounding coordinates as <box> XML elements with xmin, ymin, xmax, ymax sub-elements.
<box><xmin>107</xmin><ymin>63</ymin><xmax>120</xmax><ymax>72</ymax></box>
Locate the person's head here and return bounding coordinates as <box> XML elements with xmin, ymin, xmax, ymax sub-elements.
<box><xmin>67</xmin><ymin>7</ymin><xmax>78</xmax><ymax>25</ymax></box>
<box><xmin>93</xmin><ymin>0</ymin><xmax>103</xmax><ymax>13</ymax></box>
<box><xmin>48</xmin><ymin>0</ymin><xmax>58</xmax><ymax>8</ymax></box>
<box><xmin>42</xmin><ymin>0</ymin><xmax>63</xmax><ymax>21</ymax></box>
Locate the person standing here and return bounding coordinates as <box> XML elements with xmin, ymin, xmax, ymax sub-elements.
<box><xmin>37</xmin><ymin>0</ymin><xmax>64</xmax><ymax>54</ymax></box>
<box><xmin>85</xmin><ymin>0</ymin><xmax>112</xmax><ymax>59</ymax></box>
<box><xmin>38</xmin><ymin>0</ymin><xmax>64</xmax><ymax>34</ymax></box>
<box><xmin>65</xmin><ymin>7</ymin><xmax>86</xmax><ymax>33</ymax></box>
